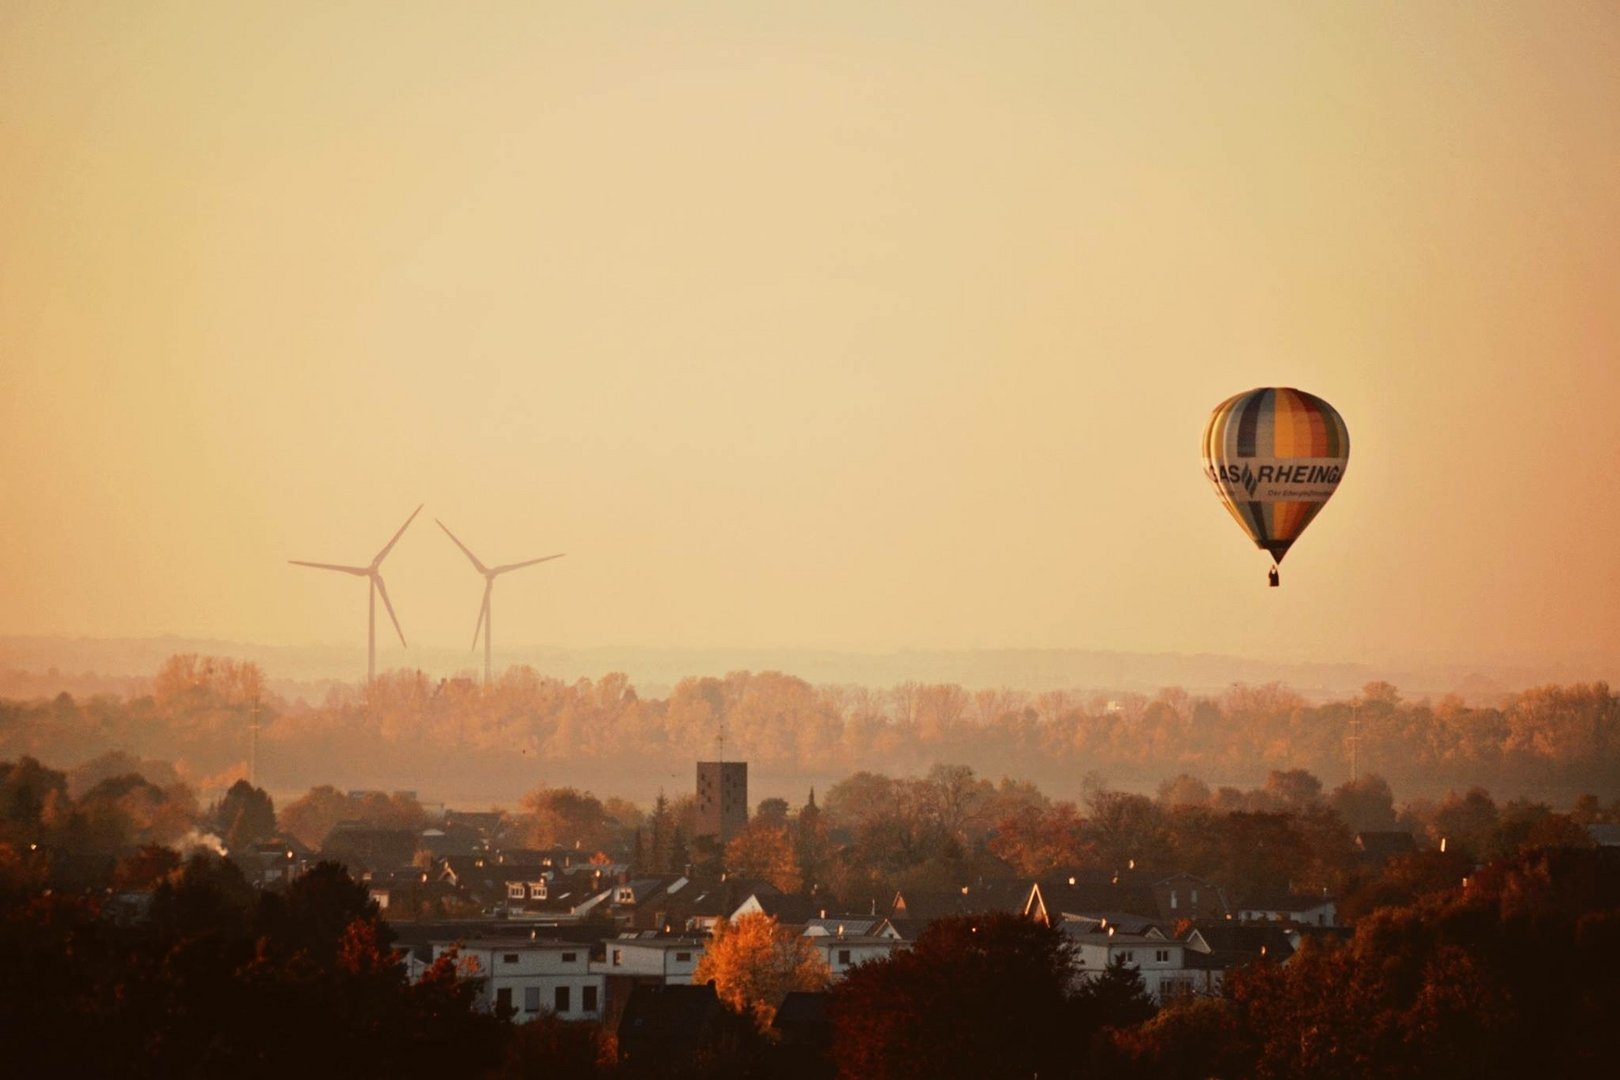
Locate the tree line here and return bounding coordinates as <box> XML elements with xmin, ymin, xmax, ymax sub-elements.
<box><xmin>2</xmin><ymin>657</ymin><xmax>1618</xmax><ymax>805</ymax></box>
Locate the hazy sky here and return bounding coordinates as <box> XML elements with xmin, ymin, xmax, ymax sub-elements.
<box><xmin>4</xmin><ymin>2</ymin><xmax>1617</xmax><ymax>671</ymax></box>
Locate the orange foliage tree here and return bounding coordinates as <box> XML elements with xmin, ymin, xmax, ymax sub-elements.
<box><xmin>692</xmin><ymin>913</ymin><xmax>829</xmax><ymax>1029</ymax></box>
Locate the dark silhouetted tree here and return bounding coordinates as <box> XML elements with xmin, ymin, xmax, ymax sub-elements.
<box><xmin>217</xmin><ymin>779</ymin><xmax>276</xmax><ymax>853</ymax></box>
<box><xmin>829</xmin><ymin>913</ymin><xmax>1075</xmax><ymax>1080</ymax></box>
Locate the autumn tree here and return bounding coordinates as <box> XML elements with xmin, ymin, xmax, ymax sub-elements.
<box><xmin>279</xmin><ymin>784</ymin><xmax>353</xmax><ymax>849</ymax></box>
<box><xmin>1330</xmin><ymin>773</ymin><xmax>1398</xmax><ymax>833</ymax></box>
<box><xmin>515</xmin><ymin>786</ymin><xmax>617</xmax><ymax>854</ymax></box>
<box><xmin>0</xmin><ymin>756</ymin><xmax>69</xmax><ymax>840</ymax></box>
<box><xmin>1429</xmin><ymin>787</ymin><xmax>1501</xmax><ymax>860</ymax></box>
<box><xmin>1085</xmin><ymin>789</ymin><xmax>1168</xmax><ymax>870</ymax></box>
<box><xmin>694</xmin><ymin>913</ymin><xmax>830</xmax><ymax>1030</ymax></box>
<box><xmin>1262</xmin><ymin>768</ymin><xmax>1324</xmax><ymax>811</ymax></box>
<box><xmin>74</xmin><ymin>774</ymin><xmax>179</xmax><ymax>852</ymax></box>
<box><xmin>1156</xmin><ymin>773</ymin><xmax>1212</xmax><ymax>810</ymax></box>
<box><xmin>725</xmin><ymin>823</ymin><xmax>801</xmax><ymax>894</ymax></box>
<box><xmin>754</xmin><ymin>797</ymin><xmax>790</xmax><ymax>829</ymax></box>
<box><xmin>989</xmin><ymin>801</ymin><xmax>1092</xmax><ymax>877</ymax></box>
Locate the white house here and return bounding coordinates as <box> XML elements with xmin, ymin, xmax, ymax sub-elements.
<box><xmin>1236</xmin><ymin>892</ymin><xmax>1338</xmax><ymax>927</ymax></box>
<box><xmin>593</xmin><ymin>934</ymin><xmax>707</xmax><ymax>984</ymax></box>
<box><xmin>1061</xmin><ymin>922</ymin><xmax>1198</xmax><ymax>1003</ymax></box>
<box><xmin>806</xmin><ymin>934</ymin><xmax>898</xmax><ymax>978</ymax></box>
<box><xmin>434</xmin><ymin>935</ymin><xmax>605</xmax><ymax>1021</ymax></box>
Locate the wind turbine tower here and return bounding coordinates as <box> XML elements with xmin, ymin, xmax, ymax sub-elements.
<box><xmin>436</xmin><ymin>519</ymin><xmax>564</xmax><ymax>685</ymax></box>
<box><xmin>290</xmin><ymin>504</ymin><xmax>421</xmax><ymax>683</ymax></box>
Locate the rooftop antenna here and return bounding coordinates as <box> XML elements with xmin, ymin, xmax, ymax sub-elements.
<box><xmin>290</xmin><ymin>504</ymin><xmax>421</xmax><ymax>683</ymax></box>
<box><xmin>435</xmin><ymin>519</ymin><xmax>564</xmax><ymax>686</ymax></box>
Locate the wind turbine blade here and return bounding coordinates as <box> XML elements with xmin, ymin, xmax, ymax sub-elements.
<box><xmin>436</xmin><ymin>519</ymin><xmax>489</xmax><ymax>575</ymax></box>
<box><xmin>374</xmin><ymin>572</ymin><xmax>408</xmax><ymax>647</ymax></box>
<box><xmin>289</xmin><ymin>560</ymin><xmax>370</xmax><ymax>576</ymax></box>
<box><xmin>373</xmin><ymin>504</ymin><xmax>423</xmax><ymax>567</ymax></box>
<box><xmin>471</xmin><ymin>585</ymin><xmax>491</xmax><ymax>652</ymax></box>
<box><xmin>491</xmin><ymin>553</ymin><xmax>566</xmax><ymax>575</ymax></box>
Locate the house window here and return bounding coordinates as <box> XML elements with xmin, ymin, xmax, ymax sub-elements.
<box><xmin>675</xmin><ymin>952</ymin><xmax>691</xmax><ymax>963</ymax></box>
<box><xmin>503</xmin><ymin>953</ymin><xmax>519</xmax><ymax>964</ymax></box>
<box><xmin>612</xmin><ymin>949</ymin><xmax>622</xmax><ymax>966</ymax></box>
<box><xmin>508</xmin><ymin>884</ymin><xmax>526</xmax><ymax>899</ymax></box>
<box><xmin>1155</xmin><ymin>950</ymin><xmax>1170</xmax><ymax>963</ymax></box>
<box><xmin>555</xmin><ymin>986</ymin><xmax>571</xmax><ymax>1012</ymax></box>
<box><xmin>583</xmin><ymin>986</ymin><xmax>598</xmax><ymax>1012</ymax></box>
<box><xmin>838</xmin><ymin>949</ymin><xmax>851</xmax><ymax>966</ymax></box>
<box><xmin>562</xmin><ymin>952</ymin><xmax>577</xmax><ymax>963</ymax></box>
<box><xmin>1161</xmin><ymin>977</ymin><xmax>1195</xmax><ymax>1000</ymax></box>
<box><xmin>524</xmin><ymin>987</ymin><xmax>540</xmax><ymax>1012</ymax></box>
<box><xmin>1119</xmin><ymin>951</ymin><xmax>1134</xmax><ymax>963</ymax></box>
<box><xmin>1191</xmin><ymin>889</ymin><xmax>1199</xmax><ymax>905</ymax></box>
<box><xmin>1169</xmin><ymin>890</ymin><xmax>1178</xmax><ymax>910</ymax></box>
<box><xmin>495</xmin><ymin>987</ymin><xmax>512</xmax><ymax>1012</ymax></box>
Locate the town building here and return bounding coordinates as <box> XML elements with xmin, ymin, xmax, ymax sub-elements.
<box><xmin>695</xmin><ymin>761</ymin><xmax>747</xmax><ymax>843</ymax></box>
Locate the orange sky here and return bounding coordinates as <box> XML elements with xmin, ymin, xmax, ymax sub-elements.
<box><xmin>3</xmin><ymin>2</ymin><xmax>1618</xmax><ymax>673</ymax></box>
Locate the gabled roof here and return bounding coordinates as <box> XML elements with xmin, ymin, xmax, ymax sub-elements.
<box><xmin>1026</xmin><ymin>870</ymin><xmax>1159</xmax><ymax>924</ymax></box>
<box><xmin>734</xmin><ymin>892</ymin><xmax>822</xmax><ymax>925</ymax></box>
<box><xmin>884</xmin><ymin>917</ymin><xmax>931</xmax><ymax>942</ymax></box>
<box><xmin>1058</xmin><ymin>912</ymin><xmax>1166</xmax><ymax>937</ymax></box>
<box><xmin>891</xmin><ymin>879</ymin><xmax>1029</xmax><ymax>922</ymax></box>
<box><xmin>1180</xmin><ymin>920</ymin><xmax>1296</xmax><ymax>969</ymax></box>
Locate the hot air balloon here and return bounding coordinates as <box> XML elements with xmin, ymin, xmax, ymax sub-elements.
<box><xmin>1202</xmin><ymin>387</ymin><xmax>1348</xmax><ymax>586</ymax></box>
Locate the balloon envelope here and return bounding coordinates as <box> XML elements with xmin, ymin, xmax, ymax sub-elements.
<box><xmin>1202</xmin><ymin>387</ymin><xmax>1349</xmax><ymax>564</ymax></box>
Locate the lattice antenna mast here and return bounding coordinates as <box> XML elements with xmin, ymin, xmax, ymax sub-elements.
<box><xmin>1346</xmin><ymin>702</ymin><xmax>1362</xmax><ymax>784</ymax></box>
<box><xmin>249</xmin><ymin>695</ymin><xmax>261</xmax><ymax>789</ymax></box>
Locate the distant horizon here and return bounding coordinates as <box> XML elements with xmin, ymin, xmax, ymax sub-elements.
<box><xmin>5</xmin><ymin>631</ymin><xmax>1616</xmax><ymax>706</ymax></box>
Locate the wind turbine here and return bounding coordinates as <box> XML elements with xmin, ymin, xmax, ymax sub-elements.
<box><xmin>436</xmin><ymin>518</ymin><xmax>564</xmax><ymax>685</ymax></box>
<box><xmin>290</xmin><ymin>504</ymin><xmax>421</xmax><ymax>683</ymax></box>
